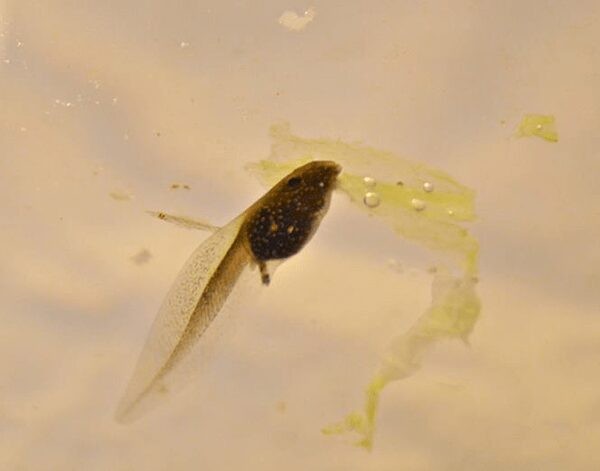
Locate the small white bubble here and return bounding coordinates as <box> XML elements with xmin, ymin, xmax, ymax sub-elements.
<box><xmin>447</xmin><ymin>209</ymin><xmax>455</xmax><ymax>216</ymax></box>
<box><xmin>363</xmin><ymin>176</ymin><xmax>376</xmax><ymax>188</ymax></box>
<box><xmin>112</xmin><ymin>97</ymin><xmax>118</xmax><ymax>105</ymax></box>
<box><xmin>536</xmin><ymin>123</ymin><xmax>543</xmax><ymax>130</ymax></box>
<box><xmin>20</xmin><ymin>127</ymin><xmax>27</xmax><ymax>132</ymax></box>
<box><xmin>180</xmin><ymin>41</ymin><xmax>189</xmax><ymax>48</ymax></box>
<box><xmin>2</xmin><ymin>58</ymin><xmax>10</xmax><ymax>64</ymax></box>
<box><xmin>16</xmin><ymin>41</ymin><xmax>23</xmax><ymax>47</ymax></box>
<box><xmin>423</xmin><ymin>181</ymin><xmax>434</xmax><ymax>192</ymax></box>
<box><xmin>363</xmin><ymin>191</ymin><xmax>380</xmax><ymax>208</ymax></box>
<box><xmin>65</xmin><ymin>102</ymin><xmax>72</xmax><ymax>107</ymax></box>
<box><xmin>411</xmin><ymin>198</ymin><xmax>426</xmax><ymax>211</ymax></box>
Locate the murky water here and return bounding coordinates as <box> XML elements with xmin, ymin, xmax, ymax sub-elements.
<box><xmin>2</xmin><ymin>1</ymin><xmax>599</xmax><ymax>470</ymax></box>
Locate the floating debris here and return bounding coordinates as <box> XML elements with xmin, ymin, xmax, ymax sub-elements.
<box><xmin>54</xmin><ymin>99</ymin><xmax>73</xmax><ymax>108</ymax></box>
<box><xmin>170</xmin><ymin>183</ymin><xmax>191</xmax><ymax>190</ymax></box>
<box><xmin>517</xmin><ymin>114</ymin><xmax>558</xmax><ymax>142</ymax></box>
<box><xmin>109</xmin><ymin>190</ymin><xmax>132</xmax><ymax>202</ymax></box>
<box><xmin>147</xmin><ymin>211</ymin><xmax>219</xmax><ymax>232</ymax></box>
<box><xmin>278</xmin><ymin>6</ymin><xmax>316</xmax><ymax>31</ymax></box>
<box><xmin>131</xmin><ymin>249</ymin><xmax>152</xmax><ymax>265</ymax></box>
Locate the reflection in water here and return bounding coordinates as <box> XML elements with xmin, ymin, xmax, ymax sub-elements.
<box><xmin>251</xmin><ymin>124</ymin><xmax>480</xmax><ymax>449</ymax></box>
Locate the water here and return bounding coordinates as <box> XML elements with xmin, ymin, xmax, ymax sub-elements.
<box><xmin>1</xmin><ymin>1</ymin><xmax>599</xmax><ymax>470</ymax></box>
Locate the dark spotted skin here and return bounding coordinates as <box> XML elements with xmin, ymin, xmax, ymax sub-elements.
<box><xmin>242</xmin><ymin>160</ymin><xmax>341</xmax><ymax>284</ymax></box>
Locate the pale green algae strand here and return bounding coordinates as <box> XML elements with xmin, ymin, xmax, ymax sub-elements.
<box><xmin>249</xmin><ymin>123</ymin><xmax>481</xmax><ymax>450</ymax></box>
<box><xmin>517</xmin><ymin>114</ymin><xmax>558</xmax><ymax>142</ymax></box>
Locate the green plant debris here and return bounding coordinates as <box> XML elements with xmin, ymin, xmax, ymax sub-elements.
<box><xmin>517</xmin><ymin>114</ymin><xmax>558</xmax><ymax>142</ymax></box>
<box><xmin>249</xmin><ymin>123</ymin><xmax>481</xmax><ymax>450</ymax></box>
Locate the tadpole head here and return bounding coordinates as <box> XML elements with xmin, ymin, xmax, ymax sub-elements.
<box><xmin>245</xmin><ymin>160</ymin><xmax>342</xmax><ymax>263</ymax></box>
<box><xmin>281</xmin><ymin>160</ymin><xmax>342</xmax><ymax>194</ymax></box>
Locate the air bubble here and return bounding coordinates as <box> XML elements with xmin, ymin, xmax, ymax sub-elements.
<box><xmin>363</xmin><ymin>192</ymin><xmax>380</xmax><ymax>208</ymax></box>
<box><xmin>363</xmin><ymin>176</ymin><xmax>376</xmax><ymax>188</ymax></box>
<box><xmin>411</xmin><ymin>198</ymin><xmax>426</xmax><ymax>211</ymax></box>
<box><xmin>423</xmin><ymin>181</ymin><xmax>434</xmax><ymax>192</ymax></box>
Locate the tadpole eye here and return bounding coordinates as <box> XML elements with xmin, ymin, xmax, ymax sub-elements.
<box><xmin>287</xmin><ymin>176</ymin><xmax>302</xmax><ymax>188</ymax></box>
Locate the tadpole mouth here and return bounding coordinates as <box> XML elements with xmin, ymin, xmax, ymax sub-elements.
<box><xmin>321</xmin><ymin>160</ymin><xmax>342</xmax><ymax>176</ymax></box>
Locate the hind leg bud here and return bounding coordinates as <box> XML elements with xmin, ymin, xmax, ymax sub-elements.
<box><xmin>259</xmin><ymin>261</ymin><xmax>271</xmax><ymax>286</ymax></box>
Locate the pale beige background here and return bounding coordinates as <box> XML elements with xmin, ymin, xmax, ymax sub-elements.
<box><xmin>1</xmin><ymin>1</ymin><xmax>599</xmax><ymax>470</ymax></box>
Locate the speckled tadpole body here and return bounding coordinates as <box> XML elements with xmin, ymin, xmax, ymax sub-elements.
<box><xmin>116</xmin><ymin>161</ymin><xmax>341</xmax><ymax>422</ymax></box>
<box><xmin>244</xmin><ymin>163</ymin><xmax>340</xmax><ymax>284</ymax></box>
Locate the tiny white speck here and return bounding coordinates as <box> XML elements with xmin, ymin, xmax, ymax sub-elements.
<box><xmin>180</xmin><ymin>41</ymin><xmax>189</xmax><ymax>48</ymax></box>
<box><xmin>423</xmin><ymin>181</ymin><xmax>434</xmax><ymax>192</ymax></box>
